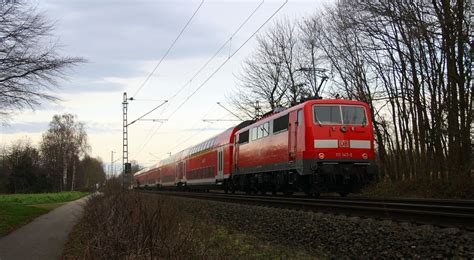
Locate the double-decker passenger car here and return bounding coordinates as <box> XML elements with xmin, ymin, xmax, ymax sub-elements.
<box><xmin>133</xmin><ymin>99</ymin><xmax>377</xmax><ymax>196</ymax></box>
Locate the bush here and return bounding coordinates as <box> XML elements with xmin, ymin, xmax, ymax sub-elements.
<box><xmin>63</xmin><ymin>188</ymin><xmax>215</xmax><ymax>258</ymax></box>
<box><xmin>363</xmin><ymin>178</ymin><xmax>474</xmax><ymax>199</ymax></box>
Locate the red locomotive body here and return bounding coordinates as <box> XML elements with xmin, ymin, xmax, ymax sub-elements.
<box><xmin>233</xmin><ymin>99</ymin><xmax>376</xmax><ymax>195</ymax></box>
<box><xmin>133</xmin><ymin>99</ymin><xmax>376</xmax><ymax>196</ymax></box>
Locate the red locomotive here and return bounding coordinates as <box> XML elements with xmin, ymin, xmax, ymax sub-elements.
<box><xmin>133</xmin><ymin>99</ymin><xmax>377</xmax><ymax>196</ymax></box>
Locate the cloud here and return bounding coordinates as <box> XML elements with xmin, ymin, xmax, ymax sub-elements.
<box><xmin>1</xmin><ymin>122</ymin><xmax>49</xmax><ymax>134</ymax></box>
<box><xmin>36</xmin><ymin>1</ymin><xmax>228</xmax><ymax>95</ymax></box>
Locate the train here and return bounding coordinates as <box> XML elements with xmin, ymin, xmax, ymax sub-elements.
<box><xmin>133</xmin><ymin>99</ymin><xmax>377</xmax><ymax>197</ymax></box>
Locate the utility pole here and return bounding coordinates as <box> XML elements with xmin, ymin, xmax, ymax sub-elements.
<box><xmin>122</xmin><ymin>92</ymin><xmax>131</xmax><ymax>188</ymax></box>
<box><xmin>122</xmin><ymin>93</ymin><xmax>168</xmax><ymax>189</ymax></box>
<box><xmin>111</xmin><ymin>151</ymin><xmax>116</xmax><ymax>176</ymax></box>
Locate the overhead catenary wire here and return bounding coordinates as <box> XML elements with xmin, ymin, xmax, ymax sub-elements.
<box><xmin>131</xmin><ymin>0</ymin><xmax>287</xmax><ymax>161</ymax></box>
<box><xmin>127</xmin><ymin>100</ymin><xmax>168</xmax><ymax>126</ymax></box>
<box><xmin>134</xmin><ymin>122</ymin><xmax>165</xmax><ymax>158</ymax></box>
<box><xmin>131</xmin><ymin>0</ymin><xmax>205</xmax><ymax>98</ymax></box>
<box><xmin>167</xmin><ymin>103</ymin><xmax>219</xmax><ymax>153</ymax></box>
<box><xmin>164</xmin><ymin>0</ymin><xmax>265</xmax><ymax>104</ymax></box>
<box><xmin>131</xmin><ymin>0</ymin><xmax>265</xmax><ymax>157</ymax></box>
<box><xmin>166</xmin><ymin>0</ymin><xmax>288</xmax><ymax>120</ymax></box>
<box><xmin>133</xmin><ymin>103</ymin><xmax>216</xmax><ymax>159</ymax></box>
<box><xmin>217</xmin><ymin>102</ymin><xmax>243</xmax><ymax>120</ymax></box>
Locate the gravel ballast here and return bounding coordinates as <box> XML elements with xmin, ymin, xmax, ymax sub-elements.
<box><xmin>164</xmin><ymin>195</ymin><xmax>474</xmax><ymax>258</ymax></box>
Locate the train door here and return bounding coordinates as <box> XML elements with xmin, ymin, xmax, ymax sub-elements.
<box><xmin>217</xmin><ymin>147</ymin><xmax>224</xmax><ymax>179</ymax></box>
<box><xmin>175</xmin><ymin>163</ymin><xmax>180</xmax><ymax>183</ymax></box>
<box><xmin>296</xmin><ymin>109</ymin><xmax>305</xmax><ymax>160</ymax></box>
<box><xmin>288</xmin><ymin>111</ymin><xmax>298</xmax><ymax>162</ymax></box>
<box><xmin>183</xmin><ymin>161</ymin><xmax>187</xmax><ymax>182</ymax></box>
<box><xmin>233</xmin><ymin>138</ymin><xmax>239</xmax><ymax>171</ymax></box>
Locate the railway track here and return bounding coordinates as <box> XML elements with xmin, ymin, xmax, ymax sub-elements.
<box><xmin>138</xmin><ymin>190</ymin><xmax>474</xmax><ymax>230</ymax></box>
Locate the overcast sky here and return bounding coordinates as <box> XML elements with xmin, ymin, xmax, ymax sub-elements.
<box><xmin>1</xmin><ymin>0</ymin><xmax>331</xmax><ymax>174</ymax></box>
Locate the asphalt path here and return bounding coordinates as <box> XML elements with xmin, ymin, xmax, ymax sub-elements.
<box><xmin>0</xmin><ymin>196</ymin><xmax>89</xmax><ymax>260</ymax></box>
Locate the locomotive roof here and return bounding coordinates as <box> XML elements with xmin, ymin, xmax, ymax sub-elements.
<box><xmin>235</xmin><ymin>99</ymin><xmax>369</xmax><ymax>133</ymax></box>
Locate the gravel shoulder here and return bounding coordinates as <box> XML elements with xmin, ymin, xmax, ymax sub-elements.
<box><xmin>167</xmin><ymin>195</ymin><xmax>474</xmax><ymax>258</ymax></box>
<box><xmin>0</xmin><ymin>196</ymin><xmax>88</xmax><ymax>260</ymax></box>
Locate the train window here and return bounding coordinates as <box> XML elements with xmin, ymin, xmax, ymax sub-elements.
<box><xmin>262</xmin><ymin>122</ymin><xmax>270</xmax><ymax>137</ymax></box>
<box><xmin>251</xmin><ymin>127</ymin><xmax>258</xmax><ymax>141</ymax></box>
<box><xmin>342</xmin><ymin>106</ymin><xmax>367</xmax><ymax>125</ymax></box>
<box><xmin>297</xmin><ymin>109</ymin><xmax>304</xmax><ymax>125</ymax></box>
<box><xmin>257</xmin><ymin>124</ymin><xmax>263</xmax><ymax>139</ymax></box>
<box><xmin>273</xmin><ymin>114</ymin><xmax>289</xmax><ymax>133</ymax></box>
<box><xmin>238</xmin><ymin>130</ymin><xmax>249</xmax><ymax>144</ymax></box>
<box><xmin>314</xmin><ymin>105</ymin><xmax>342</xmax><ymax>125</ymax></box>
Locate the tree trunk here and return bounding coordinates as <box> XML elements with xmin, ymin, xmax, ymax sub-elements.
<box><xmin>71</xmin><ymin>158</ymin><xmax>76</xmax><ymax>191</ymax></box>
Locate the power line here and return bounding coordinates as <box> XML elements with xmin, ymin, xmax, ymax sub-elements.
<box><xmin>217</xmin><ymin>102</ymin><xmax>243</xmax><ymax>120</ymax></box>
<box><xmin>131</xmin><ymin>0</ymin><xmax>205</xmax><ymax>98</ymax></box>
<box><xmin>130</xmin><ymin>0</ymin><xmax>287</xmax><ymax>160</ymax></box>
<box><xmin>166</xmin><ymin>0</ymin><xmax>288</xmax><ymax>119</ymax></box>
<box><xmin>164</xmin><ymin>0</ymin><xmax>265</xmax><ymax>104</ymax></box>
<box><xmin>166</xmin><ymin>103</ymin><xmax>217</xmax><ymax>153</ymax></box>
<box><xmin>129</xmin><ymin>0</ymin><xmax>264</xmax><ymax>154</ymax></box>
<box><xmin>134</xmin><ymin>122</ymin><xmax>164</xmax><ymax>158</ymax></box>
<box><xmin>127</xmin><ymin>100</ymin><xmax>168</xmax><ymax>126</ymax></box>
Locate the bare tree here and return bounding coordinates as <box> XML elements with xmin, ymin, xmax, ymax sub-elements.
<box><xmin>76</xmin><ymin>155</ymin><xmax>106</xmax><ymax>190</ymax></box>
<box><xmin>230</xmin><ymin>18</ymin><xmax>322</xmax><ymax>118</ymax></box>
<box><xmin>40</xmin><ymin>114</ymin><xmax>89</xmax><ymax>191</ymax></box>
<box><xmin>0</xmin><ymin>1</ymin><xmax>83</xmax><ymax>121</ymax></box>
<box><xmin>308</xmin><ymin>0</ymin><xmax>472</xmax><ymax>182</ymax></box>
<box><xmin>231</xmin><ymin>0</ymin><xmax>472</xmax><ymax>187</ymax></box>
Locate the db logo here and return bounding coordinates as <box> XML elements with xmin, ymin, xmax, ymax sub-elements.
<box><xmin>338</xmin><ymin>140</ymin><xmax>349</xmax><ymax>148</ymax></box>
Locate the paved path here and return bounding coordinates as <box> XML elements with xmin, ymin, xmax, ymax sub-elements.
<box><xmin>0</xmin><ymin>196</ymin><xmax>89</xmax><ymax>260</ymax></box>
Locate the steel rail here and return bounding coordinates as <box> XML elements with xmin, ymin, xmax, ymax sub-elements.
<box><xmin>137</xmin><ymin>190</ymin><xmax>474</xmax><ymax>230</ymax></box>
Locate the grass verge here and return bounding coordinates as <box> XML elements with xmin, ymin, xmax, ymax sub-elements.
<box><xmin>0</xmin><ymin>191</ymin><xmax>88</xmax><ymax>236</ymax></box>
<box><xmin>63</xmin><ymin>182</ymin><xmax>312</xmax><ymax>258</ymax></box>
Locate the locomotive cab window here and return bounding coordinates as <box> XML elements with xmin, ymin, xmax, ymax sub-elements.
<box><xmin>314</xmin><ymin>105</ymin><xmax>341</xmax><ymax>124</ymax></box>
<box><xmin>342</xmin><ymin>106</ymin><xmax>367</xmax><ymax>125</ymax></box>
<box><xmin>238</xmin><ymin>130</ymin><xmax>249</xmax><ymax>144</ymax></box>
<box><xmin>313</xmin><ymin>105</ymin><xmax>367</xmax><ymax>125</ymax></box>
<box><xmin>273</xmin><ymin>114</ymin><xmax>289</xmax><ymax>133</ymax></box>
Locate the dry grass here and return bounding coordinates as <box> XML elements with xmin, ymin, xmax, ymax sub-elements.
<box><xmin>63</xmin><ymin>178</ymin><xmax>312</xmax><ymax>258</ymax></box>
<box><xmin>64</xmin><ymin>191</ymin><xmax>212</xmax><ymax>257</ymax></box>
<box><xmin>362</xmin><ymin>178</ymin><xmax>474</xmax><ymax>199</ymax></box>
